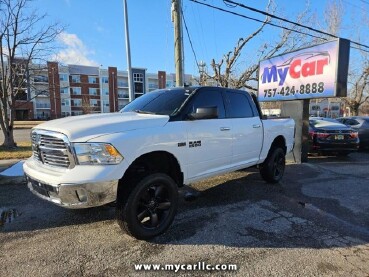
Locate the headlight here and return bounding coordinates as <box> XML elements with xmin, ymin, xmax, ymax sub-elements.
<box><xmin>73</xmin><ymin>143</ymin><xmax>123</xmax><ymax>165</ymax></box>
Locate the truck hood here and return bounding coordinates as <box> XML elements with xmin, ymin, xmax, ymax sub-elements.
<box><xmin>34</xmin><ymin>112</ymin><xmax>170</xmax><ymax>142</ymax></box>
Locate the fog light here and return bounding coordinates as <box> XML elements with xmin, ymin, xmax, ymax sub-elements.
<box><xmin>75</xmin><ymin>189</ymin><xmax>88</xmax><ymax>202</ymax></box>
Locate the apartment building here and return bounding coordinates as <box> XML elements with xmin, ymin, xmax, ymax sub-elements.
<box><xmin>15</xmin><ymin>61</ymin><xmax>197</xmax><ymax>120</ymax></box>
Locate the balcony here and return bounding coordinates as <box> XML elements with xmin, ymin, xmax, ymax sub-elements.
<box><xmin>36</xmin><ymin>91</ymin><xmax>50</xmax><ymax>97</ymax></box>
<box><xmin>118</xmin><ymin>94</ymin><xmax>129</xmax><ymax>99</ymax></box>
<box><xmin>36</xmin><ymin>103</ymin><xmax>51</xmax><ymax>109</ymax></box>
<box><xmin>33</xmin><ymin>76</ymin><xmax>49</xmax><ymax>83</ymax></box>
<box><xmin>117</xmin><ymin>81</ymin><xmax>128</xmax><ymax>88</ymax></box>
<box><xmin>148</xmin><ymin>83</ymin><xmax>158</xmax><ymax>89</ymax></box>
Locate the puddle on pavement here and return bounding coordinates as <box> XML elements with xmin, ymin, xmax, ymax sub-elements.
<box><xmin>0</xmin><ymin>208</ymin><xmax>21</xmax><ymax>228</ymax></box>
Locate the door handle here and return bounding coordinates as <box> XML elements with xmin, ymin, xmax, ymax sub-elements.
<box><xmin>220</xmin><ymin>127</ymin><xmax>230</xmax><ymax>131</ymax></box>
<box><xmin>253</xmin><ymin>124</ymin><xmax>261</xmax><ymax>128</ymax></box>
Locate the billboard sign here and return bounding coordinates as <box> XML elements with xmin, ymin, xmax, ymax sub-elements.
<box><xmin>258</xmin><ymin>39</ymin><xmax>350</xmax><ymax>102</ymax></box>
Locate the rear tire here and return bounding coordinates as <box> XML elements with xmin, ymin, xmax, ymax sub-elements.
<box><xmin>116</xmin><ymin>173</ymin><xmax>178</xmax><ymax>240</ymax></box>
<box><xmin>260</xmin><ymin>147</ymin><xmax>286</xmax><ymax>184</ymax></box>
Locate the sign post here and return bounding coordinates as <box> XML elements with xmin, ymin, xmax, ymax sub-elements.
<box><xmin>258</xmin><ymin>39</ymin><xmax>350</xmax><ymax>162</ymax></box>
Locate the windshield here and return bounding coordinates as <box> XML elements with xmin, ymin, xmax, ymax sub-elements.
<box><xmin>121</xmin><ymin>89</ymin><xmax>191</xmax><ymax>116</ymax></box>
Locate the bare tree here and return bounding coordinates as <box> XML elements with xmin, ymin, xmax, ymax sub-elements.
<box><xmin>81</xmin><ymin>95</ymin><xmax>95</xmax><ymax>115</ymax></box>
<box><xmin>322</xmin><ymin>0</ymin><xmax>369</xmax><ymax>116</ymax></box>
<box><xmin>0</xmin><ymin>0</ymin><xmax>63</xmax><ymax>148</ymax></box>
<box><xmin>323</xmin><ymin>0</ymin><xmax>343</xmax><ymax>37</ymax></box>
<box><xmin>344</xmin><ymin>65</ymin><xmax>369</xmax><ymax>115</ymax></box>
<box><xmin>203</xmin><ymin>0</ymin><xmax>315</xmax><ymax>91</ymax></box>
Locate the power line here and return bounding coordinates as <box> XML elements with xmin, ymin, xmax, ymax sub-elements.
<box><xmin>189</xmin><ymin>0</ymin><xmax>327</xmax><ymax>40</ymax></box>
<box><xmin>181</xmin><ymin>8</ymin><xmax>201</xmax><ymax>73</ymax></box>
<box><xmin>188</xmin><ymin>0</ymin><xmax>369</xmax><ymax>54</ymax></box>
<box><xmin>223</xmin><ymin>0</ymin><xmax>369</xmax><ymax>50</ymax></box>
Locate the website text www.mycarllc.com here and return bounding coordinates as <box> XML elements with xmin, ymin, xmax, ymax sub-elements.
<box><xmin>134</xmin><ymin>262</ymin><xmax>238</xmax><ymax>273</ymax></box>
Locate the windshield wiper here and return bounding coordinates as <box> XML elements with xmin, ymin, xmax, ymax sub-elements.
<box><xmin>134</xmin><ymin>110</ymin><xmax>157</xmax><ymax>115</ymax></box>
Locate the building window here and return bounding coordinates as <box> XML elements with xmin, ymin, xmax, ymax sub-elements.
<box><xmin>61</xmin><ymin>99</ymin><xmax>70</xmax><ymax>106</ymax></box>
<box><xmin>149</xmin><ymin>83</ymin><xmax>158</xmax><ymax>89</ymax></box>
<box><xmin>34</xmin><ymin>75</ymin><xmax>49</xmax><ymax>83</ymax></box>
<box><xmin>36</xmin><ymin>103</ymin><xmax>51</xmax><ymax>108</ymax></box>
<box><xmin>90</xmin><ymin>99</ymin><xmax>98</xmax><ymax>107</ymax></box>
<box><xmin>331</xmin><ymin>106</ymin><xmax>340</xmax><ymax>111</ymax></box>
<box><xmin>103</xmin><ymin>100</ymin><xmax>109</xmax><ymax>107</ymax></box>
<box><xmin>102</xmin><ymin>88</ymin><xmax>109</xmax><ymax>96</ymax></box>
<box><xmin>88</xmin><ymin>76</ymin><xmax>98</xmax><ymax>84</ymax></box>
<box><xmin>59</xmin><ymin>74</ymin><xmax>68</xmax><ymax>81</ymax></box>
<box><xmin>88</xmin><ymin>88</ymin><xmax>99</xmax><ymax>96</ymax></box>
<box><xmin>311</xmin><ymin>105</ymin><xmax>321</xmax><ymax>111</ymax></box>
<box><xmin>60</xmin><ymin>87</ymin><xmax>69</xmax><ymax>94</ymax></box>
<box><xmin>71</xmin><ymin>99</ymin><xmax>82</xmax><ymax>107</ymax></box>
<box><xmin>117</xmin><ymin>80</ymin><xmax>128</xmax><ymax>87</ymax></box>
<box><xmin>134</xmin><ymin>82</ymin><xmax>143</xmax><ymax>93</ymax></box>
<box><xmin>101</xmin><ymin>77</ymin><xmax>109</xmax><ymax>84</ymax></box>
<box><xmin>61</xmin><ymin>112</ymin><xmax>70</xmax><ymax>117</ymax></box>
<box><xmin>71</xmin><ymin>75</ymin><xmax>80</xmax><ymax>83</ymax></box>
<box><xmin>71</xmin><ymin>111</ymin><xmax>83</xmax><ymax>116</ymax></box>
<box><xmin>36</xmin><ymin>111</ymin><xmax>50</xmax><ymax>120</ymax></box>
<box><xmin>71</xmin><ymin>87</ymin><xmax>81</xmax><ymax>95</ymax></box>
<box><xmin>133</xmin><ymin>73</ymin><xmax>143</xmax><ymax>82</ymax></box>
<box><xmin>118</xmin><ymin>89</ymin><xmax>129</xmax><ymax>99</ymax></box>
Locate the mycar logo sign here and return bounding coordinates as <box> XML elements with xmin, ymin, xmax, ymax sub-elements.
<box><xmin>258</xmin><ymin>39</ymin><xmax>350</xmax><ymax>102</ymax></box>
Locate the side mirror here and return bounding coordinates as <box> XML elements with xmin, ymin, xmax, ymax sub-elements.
<box><xmin>187</xmin><ymin>107</ymin><xmax>218</xmax><ymax>120</ymax></box>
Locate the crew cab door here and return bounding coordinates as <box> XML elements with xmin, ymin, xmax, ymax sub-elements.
<box><xmin>224</xmin><ymin>90</ymin><xmax>263</xmax><ymax>167</ymax></box>
<box><xmin>184</xmin><ymin>88</ymin><xmax>232</xmax><ymax>180</ymax></box>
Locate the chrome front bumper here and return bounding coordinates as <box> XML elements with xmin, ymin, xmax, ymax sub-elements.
<box><xmin>26</xmin><ymin>175</ymin><xmax>118</xmax><ymax>209</ymax></box>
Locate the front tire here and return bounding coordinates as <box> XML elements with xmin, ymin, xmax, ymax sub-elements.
<box><xmin>116</xmin><ymin>173</ymin><xmax>178</xmax><ymax>240</ymax></box>
<box><xmin>260</xmin><ymin>147</ymin><xmax>286</xmax><ymax>184</ymax></box>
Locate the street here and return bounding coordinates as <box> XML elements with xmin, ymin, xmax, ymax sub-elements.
<box><xmin>1</xmin><ymin>151</ymin><xmax>369</xmax><ymax>276</ymax></box>
<box><xmin>0</xmin><ymin>128</ymin><xmax>32</xmax><ymax>145</ymax></box>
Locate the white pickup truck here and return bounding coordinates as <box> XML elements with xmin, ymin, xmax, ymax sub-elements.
<box><xmin>24</xmin><ymin>86</ymin><xmax>295</xmax><ymax>239</ymax></box>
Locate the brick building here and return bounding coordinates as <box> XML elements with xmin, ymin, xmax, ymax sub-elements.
<box><xmin>23</xmin><ymin>62</ymin><xmax>196</xmax><ymax>120</ymax></box>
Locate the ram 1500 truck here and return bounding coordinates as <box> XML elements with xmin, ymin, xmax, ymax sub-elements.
<box><xmin>24</xmin><ymin>86</ymin><xmax>295</xmax><ymax>239</ymax></box>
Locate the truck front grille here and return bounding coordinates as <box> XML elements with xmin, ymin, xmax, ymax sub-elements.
<box><xmin>31</xmin><ymin>130</ymin><xmax>75</xmax><ymax>168</ymax></box>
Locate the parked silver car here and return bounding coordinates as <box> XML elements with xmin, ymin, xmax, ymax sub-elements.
<box><xmin>337</xmin><ymin>116</ymin><xmax>369</xmax><ymax>149</ymax></box>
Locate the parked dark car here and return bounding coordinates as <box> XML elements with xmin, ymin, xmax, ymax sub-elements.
<box><xmin>309</xmin><ymin>118</ymin><xmax>359</xmax><ymax>155</ymax></box>
<box><xmin>336</xmin><ymin>116</ymin><xmax>369</xmax><ymax>149</ymax></box>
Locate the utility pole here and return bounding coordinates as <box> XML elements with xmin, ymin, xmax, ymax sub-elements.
<box><xmin>172</xmin><ymin>0</ymin><xmax>184</xmax><ymax>87</ymax></box>
<box><xmin>123</xmin><ymin>0</ymin><xmax>134</xmax><ymax>102</ymax></box>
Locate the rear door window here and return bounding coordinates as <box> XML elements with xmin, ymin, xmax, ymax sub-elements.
<box><xmin>225</xmin><ymin>91</ymin><xmax>254</xmax><ymax>118</ymax></box>
<box><xmin>346</xmin><ymin>119</ymin><xmax>360</xmax><ymax>126</ymax></box>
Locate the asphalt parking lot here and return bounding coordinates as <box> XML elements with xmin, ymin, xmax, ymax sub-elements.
<box><xmin>1</xmin><ymin>151</ymin><xmax>369</xmax><ymax>276</ymax></box>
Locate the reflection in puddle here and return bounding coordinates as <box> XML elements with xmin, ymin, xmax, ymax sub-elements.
<box><xmin>0</xmin><ymin>208</ymin><xmax>21</xmax><ymax>227</ymax></box>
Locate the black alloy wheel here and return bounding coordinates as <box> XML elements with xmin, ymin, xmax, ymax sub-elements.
<box><xmin>260</xmin><ymin>147</ymin><xmax>286</xmax><ymax>184</ymax></box>
<box><xmin>136</xmin><ymin>183</ymin><xmax>172</xmax><ymax>229</ymax></box>
<box><xmin>117</xmin><ymin>173</ymin><xmax>178</xmax><ymax>240</ymax></box>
